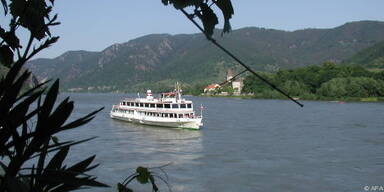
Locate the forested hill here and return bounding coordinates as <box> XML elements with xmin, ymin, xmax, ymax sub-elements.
<box><xmin>344</xmin><ymin>41</ymin><xmax>384</xmax><ymax>69</ymax></box>
<box><xmin>26</xmin><ymin>20</ymin><xmax>384</xmax><ymax>92</ymax></box>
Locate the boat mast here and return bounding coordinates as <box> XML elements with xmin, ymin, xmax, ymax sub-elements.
<box><xmin>176</xmin><ymin>82</ymin><xmax>182</xmax><ymax>102</ymax></box>
<box><xmin>200</xmin><ymin>104</ymin><xmax>204</xmax><ymax>118</ymax></box>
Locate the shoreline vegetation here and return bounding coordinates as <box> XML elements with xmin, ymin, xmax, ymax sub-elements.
<box><xmin>195</xmin><ymin>62</ymin><xmax>384</xmax><ymax>103</ymax></box>
<box><xmin>200</xmin><ymin>93</ymin><xmax>384</xmax><ymax>103</ymax></box>
<box><xmin>61</xmin><ymin>62</ymin><xmax>384</xmax><ymax>103</ymax></box>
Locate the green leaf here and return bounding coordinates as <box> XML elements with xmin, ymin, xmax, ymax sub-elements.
<box><xmin>9</xmin><ymin>0</ymin><xmax>26</xmax><ymax>17</ymax></box>
<box><xmin>4</xmin><ymin>176</ymin><xmax>30</xmax><ymax>192</ymax></box>
<box><xmin>60</xmin><ymin>107</ymin><xmax>103</xmax><ymax>131</ymax></box>
<box><xmin>2</xmin><ymin>31</ymin><xmax>21</xmax><ymax>49</ymax></box>
<box><xmin>9</xmin><ymin>89</ymin><xmax>44</xmax><ymax>128</ymax></box>
<box><xmin>0</xmin><ymin>70</ymin><xmax>30</xmax><ymax>117</ymax></box>
<box><xmin>48</xmin><ymin>98</ymin><xmax>74</xmax><ymax>132</ymax></box>
<box><xmin>0</xmin><ymin>60</ymin><xmax>27</xmax><ymax>99</ymax></box>
<box><xmin>136</xmin><ymin>166</ymin><xmax>150</xmax><ymax>184</ymax></box>
<box><xmin>35</xmin><ymin>171</ymin><xmax>108</xmax><ymax>191</ymax></box>
<box><xmin>0</xmin><ymin>160</ymin><xmax>7</xmax><ymax>173</ymax></box>
<box><xmin>0</xmin><ymin>45</ymin><xmax>14</xmax><ymax>67</ymax></box>
<box><xmin>215</xmin><ymin>0</ymin><xmax>234</xmax><ymax>34</ymax></box>
<box><xmin>45</xmin><ymin>146</ymin><xmax>69</xmax><ymax>171</ymax></box>
<box><xmin>149</xmin><ymin>176</ymin><xmax>159</xmax><ymax>192</ymax></box>
<box><xmin>117</xmin><ymin>183</ymin><xmax>133</xmax><ymax>192</ymax></box>
<box><xmin>10</xmin><ymin>0</ymin><xmax>50</xmax><ymax>40</ymax></box>
<box><xmin>1</xmin><ymin>0</ymin><xmax>7</xmax><ymax>14</ymax></box>
<box><xmin>162</xmin><ymin>0</ymin><xmax>202</xmax><ymax>9</ymax></box>
<box><xmin>161</xmin><ymin>0</ymin><xmax>169</xmax><ymax>6</ymax></box>
<box><xmin>197</xmin><ymin>3</ymin><xmax>218</xmax><ymax>38</ymax></box>
<box><xmin>15</xmin><ymin>80</ymin><xmax>48</xmax><ymax>102</ymax></box>
<box><xmin>51</xmin><ymin>136</ymin><xmax>59</xmax><ymax>144</ymax></box>
<box><xmin>29</xmin><ymin>137</ymin><xmax>97</xmax><ymax>159</ymax></box>
<box><xmin>67</xmin><ymin>155</ymin><xmax>97</xmax><ymax>175</ymax></box>
<box><xmin>39</xmin><ymin>79</ymin><xmax>59</xmax><ymax>119</ymax></box>
<box><xmin>26</xmin><ymin>36</ymin><xmax>59</xmax><ymax>60</ymax></box>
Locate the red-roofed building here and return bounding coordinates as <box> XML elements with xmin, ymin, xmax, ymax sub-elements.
<box><xmin>204</xmin><ymin>84</ymin><xmax>220</xmax><ymax>93</ymax></box>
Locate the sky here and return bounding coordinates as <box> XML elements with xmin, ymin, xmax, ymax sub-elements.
<box><xmin>6</xmin><ymin>0</ymin><xmax>384</xmax><ymax>58</ymax></box>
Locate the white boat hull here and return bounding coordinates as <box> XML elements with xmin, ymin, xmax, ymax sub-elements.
<box><xmin>110</xmin><ymin>111</ymin><xmax>203</xmax><ymax>129</ymax></box>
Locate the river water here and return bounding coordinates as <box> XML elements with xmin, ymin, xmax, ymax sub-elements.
<box><xmin>56</xmin><ymin>93</ymin><xmax>384</xmax><ymax>192</ymax></box>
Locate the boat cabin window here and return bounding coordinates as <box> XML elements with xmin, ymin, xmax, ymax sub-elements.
<box><xmin>187</xmin><ymin>104</ymin><xmax>192</xmax><ymax>108</ymax></box>
<box><xmin>140</xmin><ymin>103</ymin><xmax>144</xmax><ymax>107</ymax></box>
<box><xmin>150</xmin><ymin>104</ymin><xmax>156</xmax><ymax>108</ymax></box>
<box><xmin>164</xmin><ymin>104</ymin><xmax>170</xmax><ymax>108</ymax></box>
<box><xmin>172</xmin><ymin>104</ymin><xmax>179</xmax><ymax>108</ymax></box>
<box><xmin>170</xmin><ymin>114</ymin><xmax>173</xmax><ymax>118</ymax></box>
<box><xmin>180</xmin><ymin>104</ymin><xmax>186</xmax><ymax>108</ymax></box>
<box><xmin>156</xmin><ymin>104</ymin><xmax>163</xmax><ymax>108</ymax></box>
<box><xmin>135</xmin><ymin>103</ymin><xmax>139</xmax><ymax>107</ymax></box>
<box><xmin>178</xmin><ymin>114</ymin><xmax>183</xmax><ymax>118</ymax></box>
<box><xmin>145</xmin><ymin>103</ymin><xmax>149</xmax><ymax>108</ymax></box>
<box><xmin>130</xmin><ymin>102</ymin><xmax>134</xmax><ymax>106</ymax></box>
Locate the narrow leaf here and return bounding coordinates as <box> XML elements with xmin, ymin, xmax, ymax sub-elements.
<box><xmin>41</xmin><ymin>79</ymin><xmax>59</xmax><ymax>117</ymax></box>
<box><xmin>117</xmin><ymin>183</ymin><xmax>133</xmax><ymax>192</ymax></box>
<box><xmin>60</xmin><ymin>107</ymin><xmax>103</xmax><ymax>131</ymax></box>
<box><xmin>29</xmin><ymin>137</ymin><xmax>97</xmax><ymax>159</ymax></box>
<box><xmin>0</xmin><ymin>45</ymin><xmax>14</xmax><ymax>67</ymax></box>
<box><xmin>15</xmin><ymin>80</ymin><xmax>49</xmax><ymax>102</ymax></box>
<box><xmin>67</xmin><ymin>155</ymin><xmax>96</xmax><ymax>175</ymax></box>
<box><xmin>45</xmin><ymin>146</ymin><xmax>69</xmax><ymax>171</ymax></box>
<box><xmin>48</xmin><ymin>99</ymin><xmax>74</xmax><ymax>132</ymax></box>
<box><xmin>1</xmin><ymin>0</ymin><xmax>7</xmax><ymax>15</ymax></box>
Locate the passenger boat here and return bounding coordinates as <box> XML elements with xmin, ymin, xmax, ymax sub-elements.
<box><xmin>110</xmin><ymin>85</ymin><xmax>203</xmax><ymax>129</ymax></box>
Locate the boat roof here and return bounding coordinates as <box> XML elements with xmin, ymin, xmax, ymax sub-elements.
<box><xmin>121</xmin><ymin>98</ymin><xmax>192</xmax><ymax>104</ymax></box>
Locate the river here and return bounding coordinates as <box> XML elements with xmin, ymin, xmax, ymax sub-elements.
<box><xmin>56</xmin><ymin>93</ymin><xmax>384</xmax><ymax>192</ymax></box>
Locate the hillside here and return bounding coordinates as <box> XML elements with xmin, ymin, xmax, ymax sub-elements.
<box><xmin>26</xmin><ymin>20</ymin><xmax>384</xmax><ymax>92</ymax></box>
<box><xmin>344</xmin><ymin>41</ymin><xmax>384</xmax><ymax>69</ymax></box>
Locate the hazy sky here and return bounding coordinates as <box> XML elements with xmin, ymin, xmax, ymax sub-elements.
<box><xmin>12</xmin><ymin>0</ymin><xmax>384</xmax><ymax>58</ymax></box>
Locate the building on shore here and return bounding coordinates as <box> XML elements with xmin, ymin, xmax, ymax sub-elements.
<box><xmin>226</xmin><ymin>69</ymin><xmax>244</xmax><ymax>96</ymax></box>
<box><xmin>203</xmin><ymin>84</ymin><xmax>221</xmax><ymax>94</ymax></box>
<box><xmin>204</xmin><ymin>68</ymin><xmax>244</xmax><ymax>95</ymax></box>
<box><xmin>232</xmin><ymin>80</ymin><xmax>243</xmax><ymax>96</ymax></box>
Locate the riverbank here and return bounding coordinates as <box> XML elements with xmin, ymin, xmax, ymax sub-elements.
<box><xmin>200</xmin><ymin>93</ymin><xmax>384</xmax><ymax>103</ymax></box>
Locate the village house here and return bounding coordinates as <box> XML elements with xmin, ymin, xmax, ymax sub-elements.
<box><xmin>204</xmin><ymin>68</ymin><xmax>244</xmax><ymax>95</ymax></box>
<box><xmin>204</xmin><ymin>84</ymin><xmax>221</xmax><ymax>93</ymax></box>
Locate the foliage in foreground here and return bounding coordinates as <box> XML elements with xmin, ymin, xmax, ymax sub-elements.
<box><xmin>1</xmin><ymin>0</ymin><xmax>235</xmax><ymax>191</ymax></box>
<box><xmin>0</xmin><ymin>64</ymin><xmax>107</xmax><ymax>191</ymax></box>
<box><xmin>0</xmin><ymin>0</ymin><xmax>109</xmax><ymax>190</ymax></box>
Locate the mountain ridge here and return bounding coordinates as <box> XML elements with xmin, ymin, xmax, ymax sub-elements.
<box><xmin>26</xmin><ymin>20</ymin><xmax>384</xmax><ymax>92</ymax></box>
